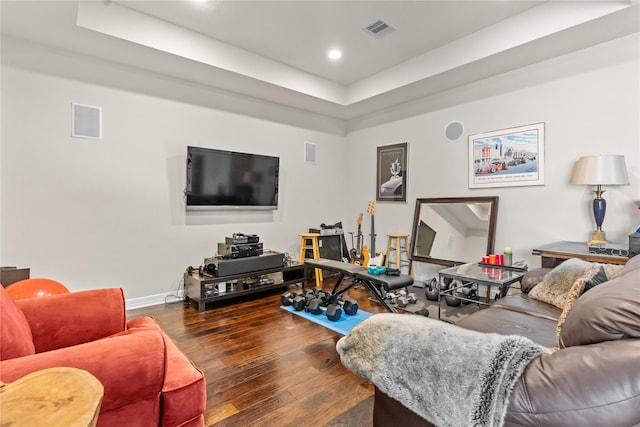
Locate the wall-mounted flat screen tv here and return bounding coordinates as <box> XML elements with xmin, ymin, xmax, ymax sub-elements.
<box><xmin>185</xmin><ymin>146</ymin><xmax>280</xmax><ymax>210</ymax></box>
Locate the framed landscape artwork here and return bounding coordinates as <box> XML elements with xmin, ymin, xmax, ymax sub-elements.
<box><xmin>377</xmin><ymin>142</ymin><xmax>407</xmax><ymax>202</ymax></box>
<box><xmin>468</xmin><ymin>123</ymin><xmax>545</xmax><ymax>189</ymax></box>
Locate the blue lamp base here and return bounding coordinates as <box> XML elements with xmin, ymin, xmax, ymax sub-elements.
<box><xmin>589</xmin><ymin>188</ymin><xmax>607</xmax><ymax>246</ymax></box>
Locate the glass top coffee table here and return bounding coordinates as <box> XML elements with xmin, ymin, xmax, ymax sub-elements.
<box><xmin>437</xmin><ymin>263</ymin><xmax>527</xmax><ymax>320</ymax></box>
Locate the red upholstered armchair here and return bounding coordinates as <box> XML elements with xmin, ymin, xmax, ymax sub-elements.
<box><xmin>0</xmin><ymin>285</ymin><xmax>206</xmax><ymax>427</ymax></box>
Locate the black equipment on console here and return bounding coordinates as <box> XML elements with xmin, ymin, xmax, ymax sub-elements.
<box><xmin>217</xmin><ymin>242</ymin><xmax>263</xmax><ymax>259</ymax></box>
<box><xmin>226</xmin><ymin>232</ymin><xmax>259</xmax><ymax>244</ymax></box>
<box><xmin>205</xmin><ymin>252</ymin><xmax>285</xmax><ymax>276</ymax></box>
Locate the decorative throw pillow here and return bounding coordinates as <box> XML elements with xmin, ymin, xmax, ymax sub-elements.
<box><xmin>556</xmin><ymin>266</ymin><xmax>608</xmax><ymax>344</ymax></box>
<box><xmin>0</xmin><ymin>285</ymin><xmax>35</xmax><ymax>360</ymax></box>
<box><xmin>528</xmin><ymin>258</ymin><xmax>596</xmax><ymax>308</ymax></box>
<box><xmin>581</xmin><ymin>265</ymin><xmax>609</xmax><ymax>293</ymax></box>
<box><xmin>560</xmin><ymin>257</ymin><xmax>640</xmax><ymax>347</ymax></box>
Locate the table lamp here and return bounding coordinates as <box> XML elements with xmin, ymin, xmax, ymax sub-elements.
<box><xmin>570</xmin><ymin>154</ymin><xmax>629</xmax><ymax>246</ymax></box>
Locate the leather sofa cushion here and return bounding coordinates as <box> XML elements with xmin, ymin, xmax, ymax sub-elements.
<box><xmin>456</xmin><ymin>306</ymin><xmax>558</xmax><ymax>348</ymax></box>
<box><xmin>507</xmin><ymin>338</ymin><xmax>640</xmax><ymax>426</ymax></box>
<box><xmin>560</xmin><ymin>254</ymin><xmax>640</xmax><ymax>347</ymax></box>
<box><xmin>492</xmin><ymin>294</ymin><xmax>560</xmax><ymax>322</ymax></box>
<box><xmin>0</xmin><ymin>286</ymin><xmax>35</xmax><ymax>360</ymax></box>
<box><xmin>520</xmin><ymin>268</ymin><xmax>552</xmax><ymax>293</ymax></box>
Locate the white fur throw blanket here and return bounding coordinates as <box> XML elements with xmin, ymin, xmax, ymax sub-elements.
<box><xmin>336</xmin><ymin>313</ymin><xmax>543</xmax><ymax>427</ymax></box>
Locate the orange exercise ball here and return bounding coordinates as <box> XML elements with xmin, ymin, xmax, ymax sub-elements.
<box><xmin>5</xmin><ymin>278</ymin><xmax>70</xmax><ymax>300</ymax></box>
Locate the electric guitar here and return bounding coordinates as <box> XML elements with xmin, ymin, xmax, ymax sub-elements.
<box><xmin>349</xmin><ymin>213</ymin><xmax>364</xmax><ymax>265</ymax></box>
<box><xmin>367</xmin><ymin>200</ymin><xmax>385</xmax><ymax>267</ymax></box>
<box><xmin>362</xmin><ymin>244</ymin><xmax>370</xmax><ymax>268</ymax></box>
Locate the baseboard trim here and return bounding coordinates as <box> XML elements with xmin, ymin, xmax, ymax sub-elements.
<box><xmin>126</xmin><ymin>290</ymin><xmax>184</xmax><ymax>310</ymax></box>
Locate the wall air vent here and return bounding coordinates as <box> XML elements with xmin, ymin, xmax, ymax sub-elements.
<box><xmin>363</xmin><ymin>19</ymin><xmax>396</xmax><ymax>38</ymax></box>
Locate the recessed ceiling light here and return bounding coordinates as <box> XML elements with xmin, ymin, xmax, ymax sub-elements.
<box><xmin>328</xmin><ymin>49</ymin><xmax>342</xmax><ymax>60</ymax></box>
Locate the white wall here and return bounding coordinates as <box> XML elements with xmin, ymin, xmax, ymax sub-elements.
<box><xmin>0</xmin><ymin>64</ymin><xmax>348</xmax><ymax>301</ymax></box>
<box><xmin>1</xmin><ymin>33</ymin><xmax>638</xmax><ymax>303</ymax></box>
<box><xmin>345</xmin><ymin>34</ymin><xmax>640</xmax><ymax>281</ymax></box>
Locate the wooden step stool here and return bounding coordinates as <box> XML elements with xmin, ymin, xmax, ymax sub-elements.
<box><xmin>299</xmin><ymin>233</ymin><xmax>323</xmax><ymax>287</ymax></box>
<box><xmin>385</xmin><ymin>233</ymin><xmax>411</xmax><ymax>274</ymax></box>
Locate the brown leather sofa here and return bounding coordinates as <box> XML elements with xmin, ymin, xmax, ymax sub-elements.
<box><xmin>373</xmin><ymin>255</ymin><xmax>640</xmax><ymax>427</ymax></box>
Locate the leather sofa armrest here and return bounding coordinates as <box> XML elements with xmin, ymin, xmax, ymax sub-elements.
<box><xmin>0</xmin><ymin>330</ymin><xmax>165</xmax><ymax>414</ymax></box>
<box><xmin>17</xmin><ymin>288</ymin><xmax>126</xmax><ymax>353</ymax></box>
<box><xmin>520</xmin><ymin>268</ymin><xmax>551</xmax><ymax>293</ymax></box>
<box><xmin>507</xmin><ymin>339</ymin><xmax>640</xmax><ymax>426</ymax></box>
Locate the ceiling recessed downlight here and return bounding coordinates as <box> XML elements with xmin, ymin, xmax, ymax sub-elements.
<box><xmin>328</xmin><ymin>49</ymin><xmax>342</xmax><ymax>60</ymax></box>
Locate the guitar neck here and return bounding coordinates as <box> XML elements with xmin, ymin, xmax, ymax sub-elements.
<box><xmin>370</xmin><ymin>216</ymin><xmax>376</xmax><ymax>254</ymax></box>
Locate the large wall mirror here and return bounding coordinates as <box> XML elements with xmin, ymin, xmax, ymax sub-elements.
<box><xmin>409</xmin><ymin>197</ymin><xmax>499</xmax><ymax>268</ymax></box>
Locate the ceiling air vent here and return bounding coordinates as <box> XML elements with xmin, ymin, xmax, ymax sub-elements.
<box><xmin>363</xmin><ymin>19</ymin><xmax>395</xmax><ymax>38</ymax></box>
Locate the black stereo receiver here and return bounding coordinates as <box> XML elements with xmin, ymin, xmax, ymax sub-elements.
<box><xmin>217</xmin><ymin>242</ymin><xmax>263</xmax><ymax>259</ymax></box>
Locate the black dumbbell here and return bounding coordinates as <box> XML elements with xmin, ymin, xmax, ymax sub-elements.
<box><xmin>445</xmin><ymin>291</ymin><xmax>462</xmax><ymax>307</ymax></box>
<box><xmin>397</xmin><ymin>295</ymin><xmax>409</xmax><ymax>308</ymax></box>
<box><xmin>326</xmin><ymin>303</ymin><xmax>342</xmax><ymax>321</ymax></box>
<box><xmin>415</xmin><ymin>308</ymin><xmax>429</xmax><ymax>317</ymax></box>
<box><xmin>340</xmin><ymin>299</ymin><xmax>359</xmax><ymax>315</ymax></box>
<box><xmin>306</xmin><ymin>300</ymin><xmax>342</xmax><ymax>320</ymax></box>
<box><xmin>292</xmin><ymin>295</ymin><xmax>308</xmax><ymax>311</ymax></box>
<box><xmin>424</xmin><ymin>277</ymin><xmax>439</xmax><ymax>301</ymax></box>
<box><xmin>303</xmin><ymin>290</ymin><xmax>318</xmax><ymax>306</ymax></box>
<box><xmin>281</xmin><ymin>291</ymin><xmax>307</xmax><ymax>311</ymax></box>
<box><xmin>305</xmin><ymin>297</ymin><xmax>324</xmax><ymax>315</ymax></box>
<box><xmin>313</xmin><ymin>289</ymin><xmax>327</xmax><ymax>301</ymax></box>
<box><xmin>281</xmin><ymin>291</ymin><xmax>298</xmax><ymax>306</ymax></box>
<box><xmin>386</xmin><ymin>292</ymin><xmax>397</xmax><ymax>304</ymax></box>
<box><xmin>460</xmin><ymin>287</ymin><xmax>478</xmax><ymax>305</ymax></box>
<box><xmin>306</xmin><ymin>297</ymin><xmax>357</xmax><ymax>318</ymax></box>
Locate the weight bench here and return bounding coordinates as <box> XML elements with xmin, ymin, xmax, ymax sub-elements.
<box><xmin>303</xmin><ymin>258</ymin><xmax>414</xmax><ymax>313</ymax></box>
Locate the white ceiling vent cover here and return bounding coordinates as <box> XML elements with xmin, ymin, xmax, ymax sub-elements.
<box><xmin>363</xmin><ymin>19</ymin><xmax>396</xmax><ymax>38</ymax></box>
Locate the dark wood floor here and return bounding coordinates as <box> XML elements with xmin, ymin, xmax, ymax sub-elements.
<box><xmin>126</xmin><ymin>278</ymin><xmax>389</xmax><ymax>426</ymax></box>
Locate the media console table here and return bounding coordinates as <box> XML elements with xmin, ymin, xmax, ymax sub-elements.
<box><xmin>184</xmin><ymin>262</ymin><xmax>304</xmax><ymax>312</ymax></box>
<box><xmin>531</xmin><ymin>241</ymin><xmax>628</xmax><ymax>267</ymax></box>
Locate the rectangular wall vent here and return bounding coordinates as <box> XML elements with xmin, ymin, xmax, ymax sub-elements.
<box><xmin>72</xmin><ymin>103</ymin><xmax>102</xmax><ymax>140</ymax></box>
<box><xmin>304</xmin><ymin>142</ymin><xmax>316</xmax><ymax>164</ymax></box>
<box><xmin>363</xmin><ymin>19</ymin><xmax>395</xmax><ymax>38</ymax></box>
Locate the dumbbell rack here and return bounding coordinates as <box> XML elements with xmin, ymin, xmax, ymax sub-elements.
<box><xmin>184</xmin><ymin>262</ymin><xmax>305</xmax><ymax>312</ymax></box>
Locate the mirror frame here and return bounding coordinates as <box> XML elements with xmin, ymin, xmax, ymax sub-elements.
<box><xmin>409</xmin><ymin>196</ymin><xmax>499</xmax><ymax>267</ymax></box>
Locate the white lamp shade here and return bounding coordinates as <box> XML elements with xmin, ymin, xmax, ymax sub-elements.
<box><xmin>570</xmin><ymin>155</ymin><xmax>629</xmax><ymax>186</ymax></box>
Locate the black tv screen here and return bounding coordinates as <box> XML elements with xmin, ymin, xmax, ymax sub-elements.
<box><xmin>185</xmin><ymin>146</ymin><xmax>279</xmax><ymax>210</ymax></box>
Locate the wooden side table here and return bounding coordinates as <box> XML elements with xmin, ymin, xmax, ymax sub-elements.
<box><xmin>531</xmin><ymin>241</ymin><xmax>628</xmax><ymax>268</ymax></box>
<box><xmin>0</xmin><ymin>367</ymin><xmax>103</xmax><ymax>427</ymax></box>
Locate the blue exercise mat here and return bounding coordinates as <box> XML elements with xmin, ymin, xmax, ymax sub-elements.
<box><xmin>281</xmin><ymin>305</ymin><xmax>373</xmax><ymax>336</ymax></box>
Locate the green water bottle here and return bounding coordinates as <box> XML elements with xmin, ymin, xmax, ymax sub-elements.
<box><xmin>504</xmin><ymin>247</ymin><xmax>512</xmax><ymax>266</ymax></box>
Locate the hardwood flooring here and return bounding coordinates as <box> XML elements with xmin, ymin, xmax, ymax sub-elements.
<box><xmin>126</xmin><ymin>279</ymin><xmax>388</xmax><ymax>427</ymax></box>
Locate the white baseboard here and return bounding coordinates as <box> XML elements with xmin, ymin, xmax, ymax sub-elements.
<box><xmin>126</xmin><ymin>289</ymin><xmax>184</xmax><ymax>310</ymax></box>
